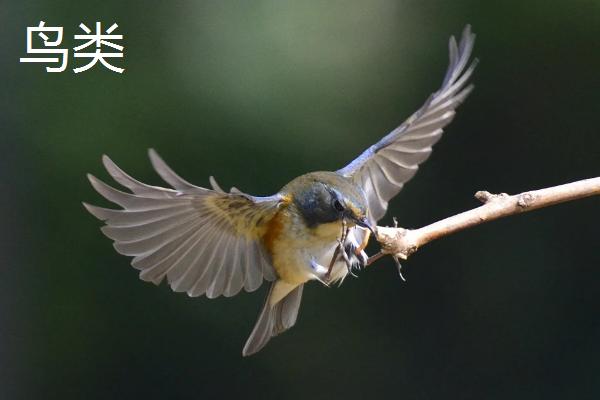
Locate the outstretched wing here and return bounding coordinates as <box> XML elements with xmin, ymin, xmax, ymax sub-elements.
<box><xmin>84</xmin><ymin>149</ymin><xmax>281</xmax><ymax>298</ymax></box>
<box><xmin>338</xmin><ymin>25</ymin><xmax>478</xmax><ymax>222</ymax></box>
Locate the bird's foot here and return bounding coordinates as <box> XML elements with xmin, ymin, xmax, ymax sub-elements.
<box><xmin>341</xmin><ymin>242</ymin><xmax>367</xmax><ymax>275</ymax></box>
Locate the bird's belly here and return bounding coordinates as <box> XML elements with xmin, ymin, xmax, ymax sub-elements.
<box><xmin>263</xmin><ymin>212</ymin><xmax>347</xmax><ymax>284</ymax></box>
<box><xmin>270</xmin><ymin>235</ymin><xmax>346</xmax><ymax>284</ymax></box>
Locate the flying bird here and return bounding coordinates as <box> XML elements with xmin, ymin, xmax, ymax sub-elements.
<box><xmin>84</xmin><ymin>26</ymin><xmax>477</xmax><ymax>356</ymax></box>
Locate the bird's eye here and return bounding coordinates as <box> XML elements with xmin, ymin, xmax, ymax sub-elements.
<box><xmin>333</xmin><ymin>199</ymin><xmax>345</xmax><ymax>212</ymax></box>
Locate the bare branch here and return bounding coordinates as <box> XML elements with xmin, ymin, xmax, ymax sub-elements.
<box><xmin>367</xmin><ymin>177</ymin><xmax>600</xmax><ymax>265</ymax></box>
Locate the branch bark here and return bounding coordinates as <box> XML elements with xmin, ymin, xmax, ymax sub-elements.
<box><xmin>367</xmin><ymin>177</ymin><xmax>600</xmax><ymax>266</ymax></box>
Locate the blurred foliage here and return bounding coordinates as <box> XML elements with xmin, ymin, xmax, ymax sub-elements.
<box><xmin>2</xmin><ymin>0</ymin><xmax>599</xmax><ymax>399</ymax></box>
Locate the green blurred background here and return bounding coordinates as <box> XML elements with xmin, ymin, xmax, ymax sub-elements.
<box><xmin>2</xmin><ymin>1</ymin><xmax>599</xmax><ymax>398</ymax></box>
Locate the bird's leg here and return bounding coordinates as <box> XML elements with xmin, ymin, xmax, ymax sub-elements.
<box><xmin>340</xmin><ymin>220</ymin><xmax>349</xmax><ymax>243</ymax></box>
<box><xmin>343</xmin><ymin>241</ymin><xmax>367</xmax><ymax>273</ymax></box>
<box><xmin>338</xmin><ymin>238</ymin><xmax>358</xmax><ymax>277</ymax></box>
<box><xmin>339</xmin><ymin>223</ymin><xmax>353</xmax><ymax>272</ymax></box>
<box><xmin>340</xmin><ymin>221</ymin><xmax>367</xmax><ymax>274</ymax></box>
<box><xmin>325</xmin><ymin>246</ymin><xmax>341</xmax><ymax>282</ymax></box>
<box><xmin>325</xmin><ymin>221</ymin><xmax>349</xmax><ymax>281</ymax></box>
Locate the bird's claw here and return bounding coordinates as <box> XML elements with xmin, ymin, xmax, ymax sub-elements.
<box><xmin>341</xmin><ymin>241</ymin><xmax>367</xmax><ymax>275</ymax></box>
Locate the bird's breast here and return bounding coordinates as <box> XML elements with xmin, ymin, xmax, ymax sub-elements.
<box><xmin>309</xmin><ymin>220</ymin><xmax>345</xmax><ymax>241</ymax></box>
<box><xmin>261</xmin><ymin>206</ymin><xmax>343</xmax><ymax>284</ymax></box>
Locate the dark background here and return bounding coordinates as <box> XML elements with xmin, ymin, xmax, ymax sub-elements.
<box><xmin>2</xmin><ymin>1</ymin><xmax>599</xmax><ymax>399</ymax></box>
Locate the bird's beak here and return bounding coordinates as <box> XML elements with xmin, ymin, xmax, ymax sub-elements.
<box><xmin>354</xmin><ymin>216</ymin><xmax>376</xmax><ymax>236</ymax></box>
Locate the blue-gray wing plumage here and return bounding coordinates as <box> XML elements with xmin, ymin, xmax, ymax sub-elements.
<box><xmin>84</xmin><ymin>149</ymin><xmax>280</xmax><ymax>298</ymax></box>
<box><xmin>338</xmin><ymin>25</ymin><xmax>478</xmax><ymax>222</ymax></box>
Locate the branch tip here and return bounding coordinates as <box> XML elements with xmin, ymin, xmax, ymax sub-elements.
<box><xmin>367</xmin><ymin>177</ymin><xmax>599</xmax><ymax>267</ymax></box>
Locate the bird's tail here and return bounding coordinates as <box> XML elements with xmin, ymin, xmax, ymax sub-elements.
<box><xmin>242</xmin><ymin>281</ymin><xmax>304</xmax><ymax>356</ymax></box>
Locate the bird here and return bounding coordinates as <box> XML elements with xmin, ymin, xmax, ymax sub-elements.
<box><xmin>84</xmin><ymin>25</ymin><xmax>477</xmax><ymax>356</ymax></box>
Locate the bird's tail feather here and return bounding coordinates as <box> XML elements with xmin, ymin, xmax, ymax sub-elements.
<box><xmin>242</xmin><ymin>281</ymin><xmax>304</xmax><ymax>356</ymax></box>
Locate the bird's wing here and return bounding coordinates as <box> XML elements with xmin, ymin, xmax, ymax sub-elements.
<box><xmin>84</xmin><ymin>149</ymin><xmax>281</xmax><ymax>298</ymax></box>
<box><xmin>338</xmin><ymin>25</ymin><xmax>477</xmax><ymax>222</ymax></box>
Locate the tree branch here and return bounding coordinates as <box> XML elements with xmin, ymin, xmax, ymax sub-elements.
<box><xmin>367</xmin><ymin>177</ymin><xmax>600</xmax><ymax>265</ymax></box>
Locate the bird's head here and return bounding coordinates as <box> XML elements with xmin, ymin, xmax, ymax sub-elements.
<box><xmin>284</xmin><ymin>171</ymin><xmax>374</xmax><ymax>233</ymax></box>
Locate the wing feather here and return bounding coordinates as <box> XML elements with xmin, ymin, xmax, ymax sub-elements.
<box><xmin>205</xmin><ymin>229</ymin><xmax>235</xmax><ymax>298</ymax></box>
<box><xmin>338</xmin><ymin>25</ymin><xmax>477</xmax><ymax>222</ymax></box>
<box><xmin>102</xmin><ymin>155</ymin><xmax>176</xmax><ymax>197</ymax></box>
<box><xmin>136</xmin><ymin>228</ymin><xmax>207</xmax><ymax>285</ymax></box>
<box><xmin>193</xmin><ymin>221</ymin><xmax>233</xmax><ymax>296</ymax></box>
<box><xmin>245</xmin><ymin>241</ymin><xmax>264</xmax><ymax>291</ymax></box>
<box><xmin>83</xmin><ymin>203</ymin><xmax>192</xmax><ymax>227</ymax></box>
<box><xmin>222</xmin><ymin>238</ymin><xmax>244</xmax><ymax>297</ymax></box>
<box><xmin>186</xmin><ymin>222</ymin><xmax>229</xmax><ymax>296</ymax></box>
<box><xmin>88</xmin><ymin>174</ymin><xmax>186</xmax><ymax>210</ymax></box>
<box><xmin>138</xmin><ymin>225</ymin><xmax>206</xmax><ymax>284</ymax></box>
<box><xmin>148</xmin><ymin>148</ymin><xmax>209</xmax><ymax>194</ymax></box>
<box><xmin>100</xmin><ymin>210</ymin><xmax>198</xmax><ymax>242</ymax></box>
<box><xmin>113</xmin><ymin>217</ymin><xmax>203</xmax><ymax>256</ymax></box>
<box><xmin>166</xmin><ymin>219</ymin><xmax>222</xmax><ymax>292</ymax></box>
<box><xmin>85</xmin><ymin>151</ymin><xmax>281</xmax><ymax>298</ymax></box>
